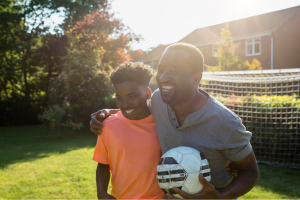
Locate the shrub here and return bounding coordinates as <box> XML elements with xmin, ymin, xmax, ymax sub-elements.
<box><xmin>0</xmin><ymin>93</ymin><xmax>40</xmax><ymax>126</ymax></box>
<box><xmin>213</xmin><ymin>93</ymin><xmax>300</xmax><ymax>167</ymax></box>
<box><xmin>39</xmin><ymin>101</ymin><xmax>85</xmax><ymax>135</ymax></box>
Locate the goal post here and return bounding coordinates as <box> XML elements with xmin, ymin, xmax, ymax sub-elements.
<box><xmin>201</xmin><ymin>68</ymin><xmax>300</xmax><ymax>169</ymax></box>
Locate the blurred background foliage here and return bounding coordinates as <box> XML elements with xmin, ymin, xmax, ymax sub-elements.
<box><xmin>0</xmin><ymin>0</ymin><xmax>141</xmax><ymax>127</ymax></box>
<box><xmin>205</xmin><ymin>24</ymin><xmax>262</xmax><ymax>71</ymax></box>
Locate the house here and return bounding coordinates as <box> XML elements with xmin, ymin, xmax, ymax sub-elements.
<box><xmin>137</xmin><ymin>5</ymin><xmax>300</xmax><ymax>70</ymax></box>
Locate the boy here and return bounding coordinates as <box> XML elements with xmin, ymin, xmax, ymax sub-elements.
<box><xmin>92</xmin><ymin>62</ymin><xmax>164</xmax><ymax>199</ymax></box>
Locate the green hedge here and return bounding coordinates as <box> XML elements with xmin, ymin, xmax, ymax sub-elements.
<box><xmin>214</xmin><ymin>94</ymin><xmax>300</xmax><ymax>168</ymax></box>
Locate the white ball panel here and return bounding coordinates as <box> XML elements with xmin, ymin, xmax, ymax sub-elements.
<box><xmin>192</xmin><ymin>149</ymin><xmax>202</xmax><ymax>161</ymax></box>
<box><xmin>201</xmin><ymin>158</ymin><xmax>209</xmax><ymax>165</ymax></box>
<box><xmin>181</xmin><ymin>154</ymin><xmax>201</xmax><ymax>173</ymax></box>
<box><xmin>158</xmin><ymin>182</ymin><xmax>170</xmax><ymax>189</ymax></box>
<box><xmin>163</xmin><ymin>149</ymin><xmax>182</xmax><ymax>164</ymax></box>
<box><xmin>157</xmin><ymin>165</ymin><xmax>169</xmax><ymax>174</ymax></box>
<box><xmin>184</xmin><ymin>173</ymin><xmax>203</xmax><ymax>194</ymax></box>
<box><xmin>176</xmin><ymin>146</ymin><xmax>193</xmax><ymax>154</ymax></box>
<box><xmin>200</xmin><ymin>168</ymin><xmax>211</xmax><ymax>174</ymax></box>
<box><xmin>163</xmin><ymin>164</ymin><xmax>178</xmax><ymax>170</ymax></box>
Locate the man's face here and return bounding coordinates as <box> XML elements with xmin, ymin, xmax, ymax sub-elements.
<box><xmin>115</xmin><ymin>81</ymin><xmax>149</xmax><ymax>120</ymax></box>
<box><xmin>156</xmin><ymin>49</ymin><xmax>196</xmax><ymax>105</ymax></box>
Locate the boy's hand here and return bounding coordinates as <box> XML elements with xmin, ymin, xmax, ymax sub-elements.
<box><xmin>90</xmin><ymin>109</ymin><xmax>119</xmax><ymax>135</ymax></box>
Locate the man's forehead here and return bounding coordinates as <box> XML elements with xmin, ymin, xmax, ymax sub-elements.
<box><xmin>158</xmin><ymin>49</ymin><xmax>190</xmax><ymax>68</ymax></box>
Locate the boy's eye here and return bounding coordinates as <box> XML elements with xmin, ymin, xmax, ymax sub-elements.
<box><xmin>129</xmin><ymin>95</ymin><xmax>136</xmax><ymax>99</ymax></box>
<box><xmin>116</xmin><ymin>97</ymin><xmax>121</xmax><ymax>101</ymax></box>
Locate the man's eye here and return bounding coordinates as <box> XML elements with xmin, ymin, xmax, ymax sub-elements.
<box><xmin>116</xmin><ymin>98</ymin><xmax>121</xmax><ymax>101</ymax></box>
<box><xmin>129</xmin><ymin>96</ymin><xmax>136</xmax><ymax>99</ymax></box>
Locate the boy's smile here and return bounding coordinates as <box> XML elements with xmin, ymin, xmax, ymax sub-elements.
<box><xmin>115</xmin><ymin>81</ymin><xmax>151</xmax><ymax>120</ymax></box>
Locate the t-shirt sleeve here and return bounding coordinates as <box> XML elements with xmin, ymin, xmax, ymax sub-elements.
<box><xmin>222</xmin><ymin>119</ymin><xmax>252</xmax><ymax>161</ymax></box>
<box><xmin>92</xmin><ymin>127</ymin><xmax>109</xmax><ymax>164</ymax></box>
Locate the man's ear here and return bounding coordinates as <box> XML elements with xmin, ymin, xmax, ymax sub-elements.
<box><xmin>193</xmin><ymin>72</ymin><xmax>202</xmax><ymax>85</ymax></box>
<box><xmin>147</xmin><ymin>87</ymin><xmax>152</xmax><ymax>99</ymax></box>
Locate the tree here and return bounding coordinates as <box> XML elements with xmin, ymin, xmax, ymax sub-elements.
<box><xmin>206</xmin><ymin>24</ymin><xmax>262</xmax><ymax>71</ymax></box>
<box><xmin>69</xmin><ymin>10</ymin><xmax>141</xmax><ymax>70</ymax></box>
<box><xmin>46</xmin><ymin>8</ymin><xmax>141</xmax><ymax>126</ymax></box>
<box><xmin>0</xmin><ymin>0</ymin><xmax>106</xmax><ymax>105</ymax></box>
<box><xmin>0</xmin><ymin>0</ymin><xmax>141</xmax><ymax>125</ymax></box>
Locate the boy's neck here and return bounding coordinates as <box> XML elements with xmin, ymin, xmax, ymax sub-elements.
<box><xmin>122</xmin><ymin>107</ymin><xmax>151</xmax><ymax>120</ymax></box>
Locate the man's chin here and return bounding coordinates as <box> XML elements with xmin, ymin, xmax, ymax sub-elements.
<box><xmin>161</xmin><ymin>95</ymin><xmax>175</xmax><ymax>105</ymax></box>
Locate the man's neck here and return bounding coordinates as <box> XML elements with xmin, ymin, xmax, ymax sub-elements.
<box><xmin>170</xmin><ymin>90</ymin><xmax>208</xmax><ymax>126</ymax></box>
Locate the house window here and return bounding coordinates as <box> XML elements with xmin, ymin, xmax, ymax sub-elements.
<box><xmin>212</xmin><ymin>45</ymin><xmax>219</xmax><ymax>56</ymax></box>
<box><xmin>246</xmin><ymin>38</ymin><xmax>261</xmax><ymax>56</ymax></box>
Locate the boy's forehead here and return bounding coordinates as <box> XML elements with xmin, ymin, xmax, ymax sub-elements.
<box><xmin>114</xmin><ymin>81</ymin><xmax>144</xmax><ymax>94</ymax></box>
<box><xmin>158</xmin><ymin>49</ymin><xmax>190</xmax><ymax>69</ymax></box>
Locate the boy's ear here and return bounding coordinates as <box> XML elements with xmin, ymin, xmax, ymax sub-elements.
<box><xmin>147</xmin><ymin>87</ymin><xmax>152</xmax><ymax>99</ymax></box>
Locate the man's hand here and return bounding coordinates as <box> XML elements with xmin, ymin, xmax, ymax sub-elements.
<box><xmin>166</xmin><ymin>174</ymin><xmax>221</xmax><ymax>199</ymax></box>
<box><xmin>90</xmin><ymin>109</ymin><xmax>119</xmax><ymax>135</ymax></box>
<box><xmin>226</xmin><ymin>160</ymin><xmax>238</xmax><ymax>177</ymax></box>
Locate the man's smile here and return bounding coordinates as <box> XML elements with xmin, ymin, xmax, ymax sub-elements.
<box><xmin>160</xmin><ymin>85</ymin><xmax>175</xmax><ymax>95</ymax></box>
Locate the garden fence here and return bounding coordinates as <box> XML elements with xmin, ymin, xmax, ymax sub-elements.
<box><xmin>201</xmin><ymin>68</ymin><xmax>300</xmax><ymax>169</ymax></box>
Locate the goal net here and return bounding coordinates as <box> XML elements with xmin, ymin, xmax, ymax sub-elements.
<box><xmin>201</xmin><ymin>68</ymin><xmax>300</xmax><ymax>169</ymax></box>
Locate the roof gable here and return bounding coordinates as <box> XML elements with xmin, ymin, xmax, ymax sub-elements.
<box><xmin>180</xmin><ymin>5</ymin><xmax>300</xmax><ymax>45</ymax></box>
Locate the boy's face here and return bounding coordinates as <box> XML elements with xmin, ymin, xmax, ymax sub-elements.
<box><xmin>115</xmin><ymin>81</ymin><xmax>150</xmax><ymax>120</ymax></box>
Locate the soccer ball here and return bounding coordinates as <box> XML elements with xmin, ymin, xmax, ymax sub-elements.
<box><xmin>157</xmin><ymin>146</ymin><xmax>211</xmax><ymax>198</ymax></box>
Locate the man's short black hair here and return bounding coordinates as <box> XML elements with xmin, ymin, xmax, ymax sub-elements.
<box><xmin>110</xmin><ymin>61</ymin><xmax>153</xmax><ymax>87</ymax></box>
<box><xmin>166</xmin><ymin>43</ymin><xmax>204</xmax><ymax>73</ymax></box>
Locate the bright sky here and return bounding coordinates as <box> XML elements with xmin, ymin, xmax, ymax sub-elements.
<box><xmin>50</xmin><ymin>0</ymin><xmax>300</xmax><ymax>51</ymax></box>
<box><xmin>110</xmin><ymin>0</ymin><xmax>300</xmax><ymax>51</ymax></box>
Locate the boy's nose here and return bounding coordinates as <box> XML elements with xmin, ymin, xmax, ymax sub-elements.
<box><xmin>122</xmin><ymin>99</ymin><xmax>130</xmax><ymax>108</ymax></box>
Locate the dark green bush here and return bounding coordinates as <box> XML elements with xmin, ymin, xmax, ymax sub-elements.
<box><xmin>0</xmin><ymin>93</ymin><xmax>40</xmax><ymax>126</ymax></box>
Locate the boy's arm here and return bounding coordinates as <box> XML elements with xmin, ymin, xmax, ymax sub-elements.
<box><xmin>96</xmin><ymin>163</ymin><xmax>116</xmax><ymax>199</ymax></box>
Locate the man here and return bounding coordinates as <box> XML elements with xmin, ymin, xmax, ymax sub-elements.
<box><xmin>91</xmin><ymin>43</ymin><xmax>259</xmax><ymax>199</ymax></box>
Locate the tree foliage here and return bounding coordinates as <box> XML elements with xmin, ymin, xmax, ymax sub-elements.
<box><xmin>70</xmin><ymin>10</ymin><xmax>141</xmax><ymax>70</ymax></box>
<box><xmin>206</xmin><ymin>24</ymin><xmax>262</xmax><ymax>71</ymax></box>
<box><xmin>0</xmin><ymin>0</ymin><xmax>140</xmax><ymax>126</ymax></box>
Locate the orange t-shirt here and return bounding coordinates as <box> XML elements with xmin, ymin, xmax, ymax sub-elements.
<box><xmin>93</xmin><ymin>111</ymin><xmax>164</xmax><ymax>199</ymax></box>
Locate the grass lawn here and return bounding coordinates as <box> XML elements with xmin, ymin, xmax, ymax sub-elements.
<box><xmin>1</xmin><ymin>125</ymin><xmax>300</xmax><ymax>199</ymax></box>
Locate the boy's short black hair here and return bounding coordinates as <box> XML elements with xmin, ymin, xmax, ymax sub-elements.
<box><xmin>110</xmin><ymin>61</ymin><xmax>153</xmax><ymax>87</ymax></box>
